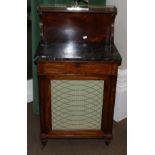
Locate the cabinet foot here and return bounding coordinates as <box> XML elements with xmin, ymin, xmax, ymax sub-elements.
<box><xmin>105</xmin><ymin>140</ymin><xmax>111</xmax><ymax>146</ymax></box>
<box><xmin>41</xmin><ymin>139</ymin><xmax>47</xmax><ymax>149</ymax></box>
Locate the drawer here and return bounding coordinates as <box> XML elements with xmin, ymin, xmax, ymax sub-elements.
<box><xmin>37</xmin><ymin>61</ymin><xmax>118</xmax><ymax>76</ymax></box>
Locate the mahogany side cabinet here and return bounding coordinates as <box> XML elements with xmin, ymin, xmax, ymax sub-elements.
<box><xmin>35</xmin><ymin>5</ymin><xmax>122</xmax><ymax>146</ymax></box>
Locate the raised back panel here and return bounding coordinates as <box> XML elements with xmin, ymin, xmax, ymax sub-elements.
<box><xmin>39</xmin><ymin>6</ymin><xmax>116</xmax><ymax>43</ymax></box>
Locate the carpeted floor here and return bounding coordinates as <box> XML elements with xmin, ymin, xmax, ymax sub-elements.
<box><xmin>27</xmin><ymin>103</ymin><xmax>127</xmax><ymax>155</ymax></box>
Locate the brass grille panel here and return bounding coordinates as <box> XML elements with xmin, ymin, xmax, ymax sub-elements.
<box><xmin>51</xmin><ymin>80</ymin><xmax>104</xmax><ymax>130</ymax></box>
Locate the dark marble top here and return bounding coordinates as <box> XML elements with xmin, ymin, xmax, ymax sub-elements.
<box><xmin>35</xmin><ymin>42</ymin><xmax>122</xmax><ymax>65</ymax></box>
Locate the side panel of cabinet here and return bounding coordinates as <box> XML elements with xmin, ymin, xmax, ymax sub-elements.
<box><xmin>38</xmin><ymin>76</ymin><xmax>52</xmax><ymax>134</ymax></box>
<box><xmin>101</xmin><ymin>75</ymin><xmax>117</xmax><ymax>136</ymax></box>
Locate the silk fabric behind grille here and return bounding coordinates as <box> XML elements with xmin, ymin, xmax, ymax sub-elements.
<box><xmin>51</xmin><ymin>80</ymin><xmax>104</xmax><ymax>130</ymax></box>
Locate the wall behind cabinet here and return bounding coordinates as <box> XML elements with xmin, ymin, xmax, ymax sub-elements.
<box><xmin>41</xmin><ymin>0</ymin><xmax>106</xmax><ymax>5</ymax></box>
<box><xmin>107</xmin><ymin>0</ymin><xmax>127</xmax><ymax>69</ymax></box>
<box><xmin>107</xmin><ymin>0</ymin><xmax>127</xmax><ymax>121</ymax></box>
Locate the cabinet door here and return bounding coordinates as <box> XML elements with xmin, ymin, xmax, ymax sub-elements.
<box><xmin>51</xmin><ymin>80</ymin><xmax>104</xmax><ymax>130</ymax></box>
<box><xmin>38</xmin><ymin>75</ymin><xmax>117</xmax><ymax>138</ymax></box>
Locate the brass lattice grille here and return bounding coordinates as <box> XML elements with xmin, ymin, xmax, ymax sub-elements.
<box><xmin>51</xmin><ymin>80</ymin><xmax>104</xmax><ymax>130</ymax></box>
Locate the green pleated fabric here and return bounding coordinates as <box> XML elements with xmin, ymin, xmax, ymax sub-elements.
<box><xmin>51</xmin><ymin>80</ymin><xmax>104</xmax><ymax>130</ymax></box>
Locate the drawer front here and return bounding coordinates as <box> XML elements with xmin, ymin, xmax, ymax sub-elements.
<box><xmin>37</xmin><ymin>61</ymin><xmax>118</xmax><ymax>76</ymax></box>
